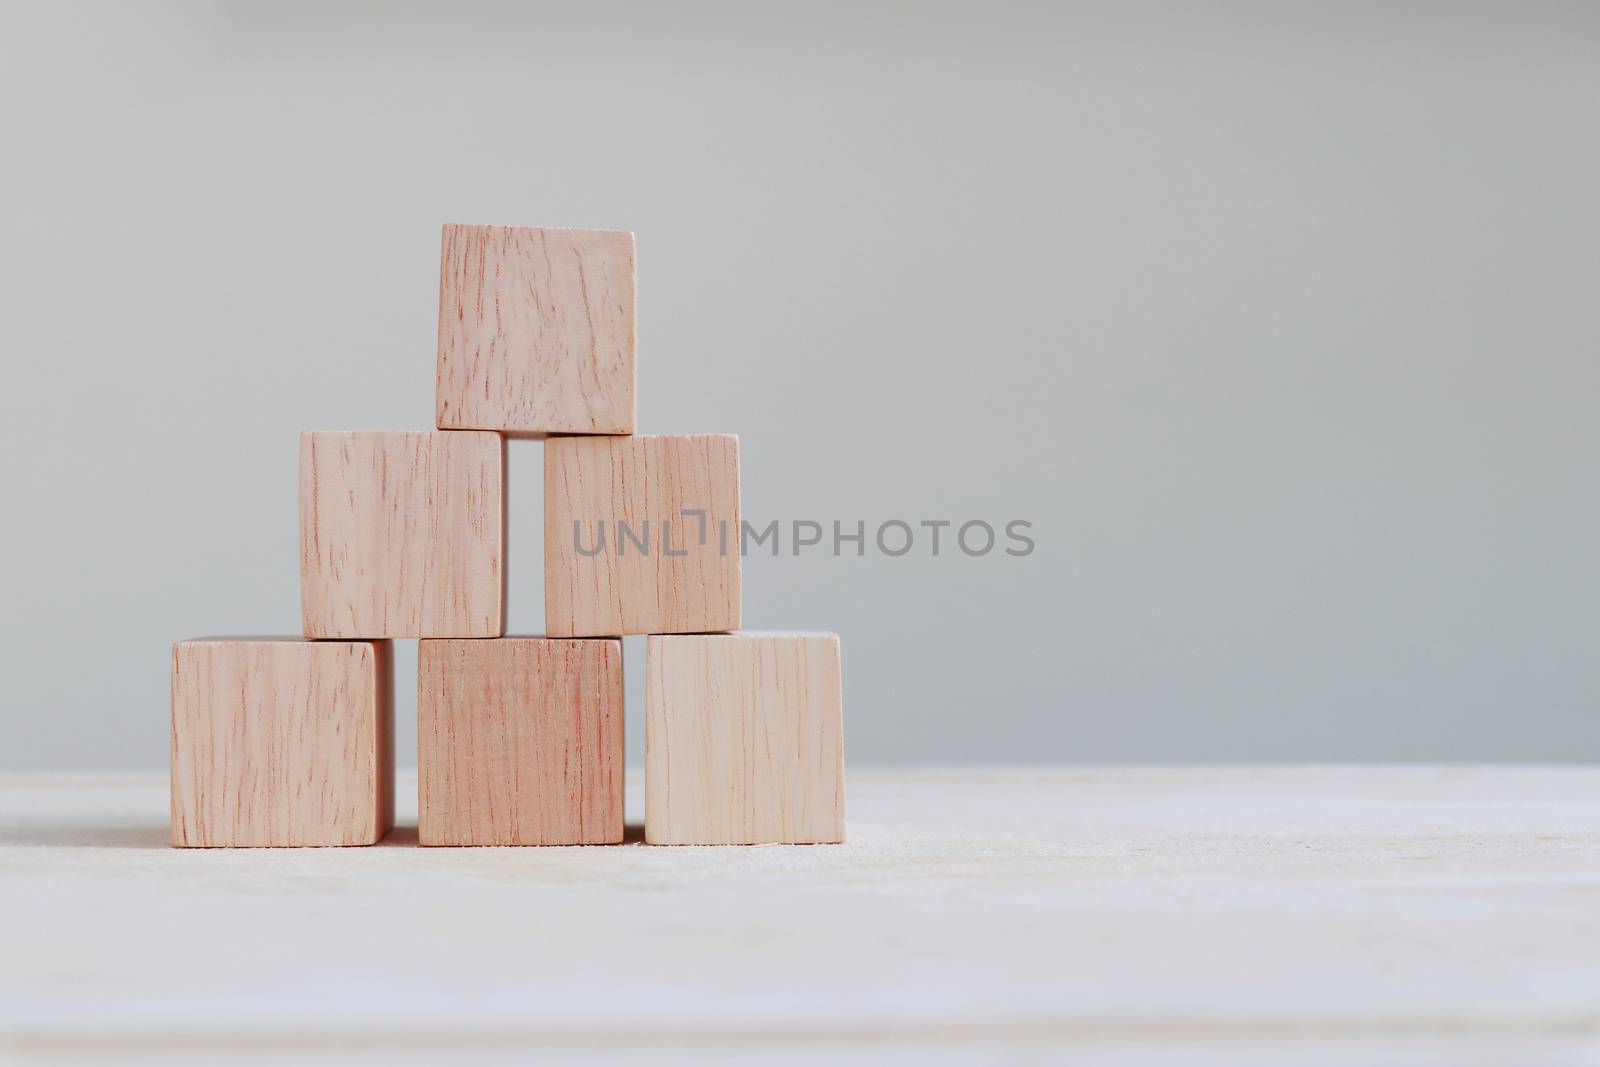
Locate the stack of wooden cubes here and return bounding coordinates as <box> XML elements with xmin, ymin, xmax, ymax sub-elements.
<box><xmin>170</xmin><ymin>225</ymin><xmax>846</xmax><ymax>848</ymax></box>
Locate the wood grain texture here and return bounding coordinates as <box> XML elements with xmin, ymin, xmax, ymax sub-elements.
<box><xmin>169</xmin><ymin>638</ymin><xmax>394</xmax><ymax>847</ymax></box>
<box><xmin>545</xmin><ymin>434</ymin><xmax>740</xmax><ymax>638</ymax></box>
<box><xmin>300</xmin><ymin>431</ymin><xmax>505</xmax><ymax>639</ymax></box>
<box><xmin>418</xmin><ymin>637</ymin><xmax>623</xmax><ymax>846</ymax></box>
<box><xmin>646</xmin><ymin>632</ymin><xmax>844</xmax><ymax>845</ymax></box>
<box><xmin>437</xmin><ymin>224</ymin><xmax>635</xmax><ymax>436</ymax></box>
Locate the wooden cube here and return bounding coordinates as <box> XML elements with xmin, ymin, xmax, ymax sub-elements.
<box><xmin>437</xmin><ymin>224</ymin><xmax>635</xmax><ymax>436</ymax></box>
<box><xmin>300</xmin><ymin>430</ymin><xmax>504</xmax><ymax>639</ymax></box>
<box><xmin>418</xmin><ymin>637</ymin><xmax>623</xmax><ymax>846</ymax></box>
<box><xmin>545</xmin><ymin>434</ymin><xmax>740</xmax><ymax>637</ymax></box>
<box><xmin>170</xmin><ymin>638</ymin><xmax>394</xmax><ymax>847</ymax></box>
<box><xmin>645</xmin><ymin>632</ymin><xmax>845</xmax><ymax>845</ymax></box>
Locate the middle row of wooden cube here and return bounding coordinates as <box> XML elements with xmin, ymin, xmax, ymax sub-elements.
<box><xmin>299</xmin><ymin>430</ymin><xmax>740</xmax><ymax>639</ymax></box>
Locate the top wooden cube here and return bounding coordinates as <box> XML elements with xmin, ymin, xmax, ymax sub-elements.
<box><xmin>436</xmin><ymin>224</ymin><xmax>635</xmax><ymax>436</ymax></box>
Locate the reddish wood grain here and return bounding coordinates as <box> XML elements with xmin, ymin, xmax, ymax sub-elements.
<box><xmin>418</xmin><ymin>637</ymin><xmax>624</xmax><ymax>846</ymax></box>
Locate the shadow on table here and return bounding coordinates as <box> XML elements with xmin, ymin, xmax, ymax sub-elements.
<box><xmin>377</xmin><ymin>823</ymin><xmax>649</xmax><ymax>846</ymax></box>
<box><xmin>2</xmin><ymin>821</ymin><xmax>653</xmax><ymax>850</ymax></box>
<box><xmin>0</xmin><ymin>823</ymin><xmax>169</xmax><ymax>849</ymax></box>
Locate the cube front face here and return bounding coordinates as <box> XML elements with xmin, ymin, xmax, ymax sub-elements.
<box><xmin>645</xmin><ymin>633</ymin><xmax>845</xmax><ymax>845</ymax></box>
<box><xmin>170</xmin><ymin>639</ymin><xmax>394</xmax><ymax>847</ymax></box>
<box><xmin>300</xmin><ymin>431</ymin><xmax>505</xmax><ymax>639</ymax></box>
<box><xmin>545</xmin><ymin>434</ymin><xmax>741</xmax><ymax>638</ymax></box>
<box><xmin>418</xmin><ymin>638</ymin><xmax>624</xmax><ymax>845</ymax></box>
<box><xmin>437</xmin><ymin>224</ymin><xmax>635</xmax><ymax>436</ymax></box>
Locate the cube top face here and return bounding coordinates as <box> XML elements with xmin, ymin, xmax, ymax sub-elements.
<box><xmin>300</xmin><ymin>431</ymin><xmax>505</xmax><ymax>639</ymax></box>
<box><xmin>170</xmin><ymin>639</ymin><xmax>395</xmax><ymax>847</ymax></box>
<box><xmin>545</xmin><ymin>434</ymin><xmax>741</xmax><ymax>637</ymax></box>
<box><xmin>437</xmin><ymin>224</ymin><xmax>635</xmax><ymax>436</ymax></box>
<box><xmin>645</xmin><ymin>632</ymin><xmax>844</xmax><ymax>845</ymax></box>
<box><xmin>418</xmin><ymin>637</ymin><xmax>623</xmax><ymax>846</ymax></box>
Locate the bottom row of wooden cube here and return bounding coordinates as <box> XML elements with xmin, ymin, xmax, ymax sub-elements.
<box><xmin>170</xmin><ymin>632</ymin><xmax>844</xmax><ymax>848</ymax></box>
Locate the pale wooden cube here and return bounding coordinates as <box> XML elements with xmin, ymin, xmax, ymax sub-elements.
<box><xmin>437</xmin><ymin>224</ymin><xmax>635</xmax><ymax>436</ymax></box>
<box><xmin>545</xmin><ymin>434</ymin><xmax>740</xmax><ymax>637</ymax></box>
<box><xmin>645</xmin><ymin>632</ymin><xmax>845</xmax><ymax>845</ymax></box>
<box><xmin>170</xmin><ymin>638</ymin><xmax>394</xmax><ymax>847</ymax></box>
<box><xmin>300</xmin><ymin>431</ymin><xmax>505</xmax><ymax>639</ymax></box>
<box><xmin>418</xmin><ymin>637</ymin><xmax>623</xmax><ymax>846</ymax></box>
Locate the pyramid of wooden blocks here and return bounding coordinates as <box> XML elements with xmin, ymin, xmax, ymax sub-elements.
<box><xmin>645</xmin><ymin>633</ymin><xmax>845</xmax><ymax>845</ymax></box>
<box><xmin>545</xmin><ymin>433</ymin><xmax>741</xmax><ymax>637</ymax></box>
<box><xmin>300</xmin><ymin>430</ymin><xmax>505</xmax><ymax>639</ymax></box>
<box><xmin>173</xmin><ymin>221</ymin><xmax>845</xmax><ymax>850</ymax></box>
<box><xmin>170</xmin><ymin>639</ymin><xmax>394</xmax><ymax>847</ymax></box>
<box><xmin>418</xmin><ymin>637</ymin><xmax>623</xmax><ymax>845</ymax></box>
<box><xmin>437</xmin><ymin>224</ymin><xmax>635</xmax><ymax>435</ymax></box>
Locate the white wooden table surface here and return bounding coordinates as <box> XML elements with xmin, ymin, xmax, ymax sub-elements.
<box><xmin>2</xmin><ymin>767</ymin><xmax>1597</xmax><ymax>1066</ymax></box>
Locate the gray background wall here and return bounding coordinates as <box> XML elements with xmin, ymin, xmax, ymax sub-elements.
<box><xmin>3</xmin><ymin>1</ymin><xmax>1596</xmax><ymax>771</ymax></box>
